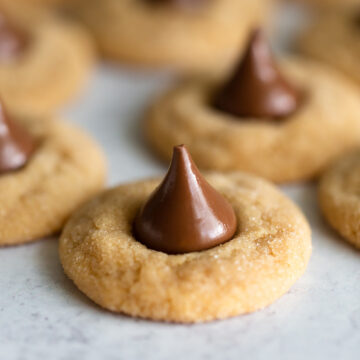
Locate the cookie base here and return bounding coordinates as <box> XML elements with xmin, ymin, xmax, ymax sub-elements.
<box><xmin>60</xmin><ymin>172</ymin><xmax>311</xmax><ymax>323</ymax></box>
<box><xmin>298</xmin><ymin>11</ymin><xmax>360</xmax><ymax>85</ymax></box>
<box><xmin>0</xmin><ymin>118</ymin><xmax>106</xmax><ymax>246</ymax></box>
<box><xmin>146</xmin><ymin>59</ymin><xmax>360</xmax><ymax>183</ymax></box>
<box><xmin>69</xmin><ymin>0</ymin><xmax>270</xmax><ymax>73</ymax></box>
<box><xmin>319</xmin><ymin>151</ymin><xmax>360</xmax><ymax>248</ymax></box>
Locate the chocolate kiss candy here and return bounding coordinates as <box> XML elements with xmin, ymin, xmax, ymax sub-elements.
<box><xmin>0</xmin><ymin>101</ymin><xmax>35</xmax><ymax>174</ymax></box>
<box><xmin>214</xmin><ymin>29</ymin><xmax>302</xmax><ymax>119</ymax></box>
<box><xmin>0</xmin><ymin>12</ymin><xmax>28</xmax><ymax>62</ymax></box>
<box><xmin>134</xmin><ymin>145</ymin><xmax>237</xmax><ymax>254</ymax></box>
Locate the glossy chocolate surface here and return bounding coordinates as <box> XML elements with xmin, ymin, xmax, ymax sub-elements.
<box><xmin>0</xmin><ymin>12</ymin><xmax>28</xmax><ymax>62</ymax></box>
<box><xmin>214</xmin><ymin>29</ymin><xmax>302</xmax><ymax>119</ymax></box>
<box><xmin>134</xmin><ymin>145</ymin><xmax>237</xmax><ymax>254</ymax></box>
<box><xmin>0</xmin><ymin>101</ymin><xmax>35</xmax><ymax>174</ymax></box>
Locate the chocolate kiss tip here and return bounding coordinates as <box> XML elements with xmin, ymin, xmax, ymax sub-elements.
<box><xmin>134</xmin><ymin>144</ymin><xmax>237</xmax><ymax>254</ymax></box>
<box><xmin>0</xmin><ymin>100</ymin><xmax>35</xmax><ymax>174</ymax></box>
<box><xmin>214</xmin><ymin>28</ymin><xmax>302</xmax><ymax>119</ymax></box>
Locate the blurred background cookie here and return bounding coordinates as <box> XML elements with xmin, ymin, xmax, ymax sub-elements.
<box><xmin>0</xmin><ymin>0</ymin><xmax>95</xmax><ymax>116</ymax></box>
<box><xmin>319</xmin><ymin>151</ymin><xmax>360</xmax><ymax>249</ymax></box>
<box><xmin>145</xmin><ymin>30</ymin><xmax>360</xmax><ymax>183</ymax></box>
<box><xmin>6</xmin><ymin>0</ymin><xmax>68</xmax><ymax>10</ymax></box>
<box><xmin>298</xmin><ymin>9</ymin><xmax>360</xmax><ymax>86</ymax></box>
<box><xmin>67</xmin><ymin>0</ymin><xmax>273</xmax><ymax>73</ymax></box>
<box><xmin>284</xmin><ymin>0</ymin><xmax>359</xmax><ymax>10</ymax></box>
<box><xmin>0</xmin><ymin>100</ymin><xmax>106</xmax><ymax>246</ymax></box>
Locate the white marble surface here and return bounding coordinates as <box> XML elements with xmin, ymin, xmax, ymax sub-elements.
<box><xmin>1</xmin><ymin>15</ymin><xmax>360</xmax><ymax>359</ymax></box>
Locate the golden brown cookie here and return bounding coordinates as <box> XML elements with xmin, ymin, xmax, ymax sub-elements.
<box><xmin>145</xmin><ymin>59</ymin><xmax>360</xmax><ymax>183</ymax></box>
<box><xmin>0</xmin><ymin>1</ymin><xmax>94</xmax><ymax>116</ymax></box>
<box><xmin>0</xmin><ymin>115</ymin><xmax>106</xmax><ymax>246</ymax></box>
<box><xmin>68</xmin><ymin>0</ymin><xmax>270</xmax><ymax>73</ymax></box>
<box><xmin>298</xmin><ymin>10</ymin><xmax>360</xmax><ymax>85</ymax></box>
<box><xmin>59</xmin><ymin>172</ymin><xmax>311</xmax><ymax>323</ymax></box>
<box><xmin>9</xmin><ymin>0</ymin><xmax>66</xmax><ymax>8</ymax></box>
<box><xmin>319</xmin><ymin>151</ymin><xmax>360</xmax><ymax>249</ymax></box>
<box><xmin>298</xmin><ymin>0</ymin><xmax>359</xmax><ymax>10</ymax></box>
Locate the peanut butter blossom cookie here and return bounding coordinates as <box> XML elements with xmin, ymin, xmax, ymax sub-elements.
<box><xmin>68</xmin><ymin>0</ymin><xmax>270</xmax><ymax>72</ymax></box>
<box><xmin>319</xmin><ymin>151</ymin><xmax>360</xmax><ymax>249</ymax></box>
<box><xmin>146</xmin><ymin>29</ymin><xmax>360</xmax><ymax>183</ymax></box>
<box><xmin>299</xmin><ymin>9</ymin><xmax>360</xmax><ymax>85</ymax></box>
<box><xmin>299</xmin><ymin>0</ymin><xmax>359</xmax><ymax>10</ymax></box>
<box><xmin>0</xmin><ymin>101</ymin><xmax>106</xmax><ymax>246</ymax></box>
<box><xmin>22</xmin><ymin>0</ymin><xmax>67</xmax><ymax>6</ymax></box>
<box><xmin>5</xmin><ymin>0</ymin><xmax>67</xmax><ymax>9</ymax></box>
<box><xmin>0</xmin><ymin>2</ymin><xmax>94</xmax><ymax>116</ymax></box>
<box><xmin>60</xmin><ymin>145</ymin><xmax>311</xmax><ymax>323</ymax></box>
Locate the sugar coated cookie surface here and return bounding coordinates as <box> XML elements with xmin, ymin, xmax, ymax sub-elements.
<box><xmin>0</xmin><ymin>118</ymin><xmax>106</xmax><ymax>245</ymax></box>
<box><xmin>146</xmin><ymin>59</ymin><xmax>360</xmax><ymax>183</ymax></box>
<box><xmin>319</xmin><ymin>151</ymin><xmax>360</xmax><ymax>248</ymax></box>
<box><xmin>60</xmin><ymin>172</ymin><xmax>311</xmax><ymax>323</ymax></box>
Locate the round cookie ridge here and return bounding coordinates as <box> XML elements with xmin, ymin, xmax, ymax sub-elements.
<box><xmin>0</xmin><ymin>116</ymin><xmax>106</xmax><ymax>246</ymax></box>
<box><xmin>298</xmin><ymin>0</ymin><xmax>360</xmax><ymax>10</ymax></box>
<box><xmin>0</xmin><ymin>2</ymin><xmax>95</xmax><ymax>116</ymax></box>
<box><xmin>68</xmin><ymin>0</ymin><xmax>271</xmax><ymax>73</ymax></box>
<box><xmin>319</xmin><ymin>151</ymin><xmax>360</xmax><ymax>248</ymax></box>
<box><xmin>145</xmin><ymin>58</ymin><xmax>360</xmax><ymax>183</ymax></box>
<box><xmin>298</xmin><ymin>10</ymin><xmax>360</xmax><ymax>85</ymax></box>
<box><xmin>59</xmin><ymin>172</ymin><xmax>312</xmax><ymax>323</ymax></box>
